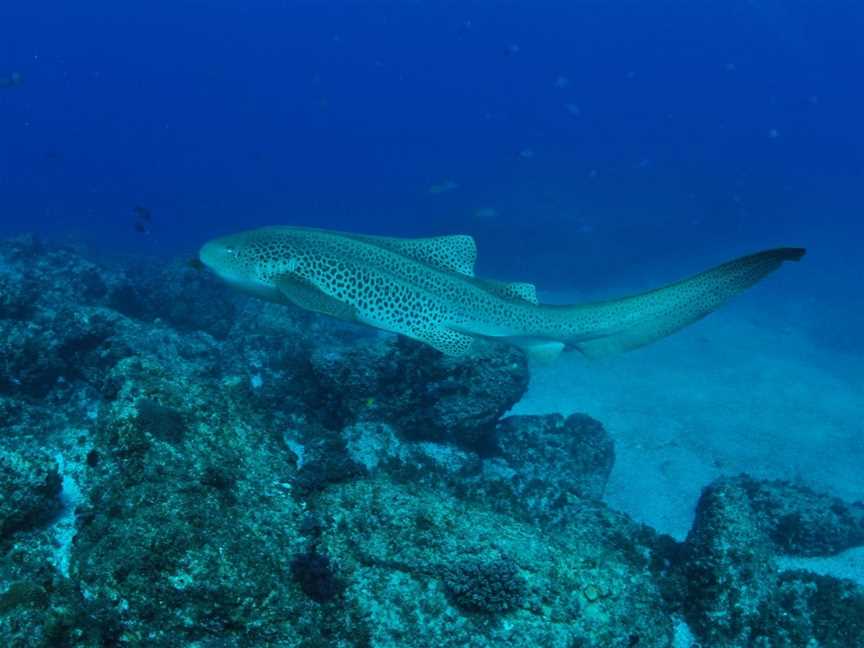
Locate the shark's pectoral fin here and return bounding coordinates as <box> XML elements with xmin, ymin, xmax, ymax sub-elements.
<box><xmin>407</xmin><ymin>325</ymin><xmax>475</xmax><ymax>357</ymax></box>
<box><xmin>273</xmin><ymin>273</ymin><xmax>357</xmax><ymax>323</ymax></box>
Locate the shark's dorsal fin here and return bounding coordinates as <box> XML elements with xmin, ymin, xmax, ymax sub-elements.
<box><xmin>348</xmin><ymin>233</ymin><xmax>477</xmax><ymax>277</ymax></box>
<box><xmin>477</xmin><ymin>279</ymin><xmax>539</xmax><ymax>304</ymax></box>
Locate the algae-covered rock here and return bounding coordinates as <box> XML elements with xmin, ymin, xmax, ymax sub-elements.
<box><xmin>680</xmin><ymin>477</ymin><xmax>779</xmax><ymax>647</ymax></box>
<box><xmin>3</xmin><ymin>235</ymin><xmax>861</xmax><ymax>647</ymax></box>
<box><xmin>495</xmin><ymin>413</ymin><xmax>615</xmax><ymax>501</ymax></box>
<box><xmin>318</xmin><ymin>477</ymin><xmax>675</xmax><ymax>648</ymax></box>
<box><xmin>309</xmin><ymin>335</ymin><xmax>529</xmax><ymax>451</ymax></box>
<box><xmin>343</xmin><ymin>413</ymin><xmax>616</xmax><ymax>529</ymax></box>
<box><xmin>68</xmin><ymin>358</ymin><xmax>312</xmax><ymax>645</ymax></box>
<box><xmin>737</xmin><ymin>474</ymin><xmax>864</xmax><ymax>556</ymax></box>
<box><xmin>108</xmin><ymin>258</ymin><xmax>239</xmax><ymax>339</ymax></box>
<box><xmin>757</xmin><ymin>570</ymin><xmax>864</xmax><ymax>646</ymax></box>
<box><xmin>0</xmin><ymin>443</ymin><xmax>62</xmax><ymax>540</ymax></box>
<box><xmin>676</xmin><ymin>474</ymin><xmax>864</xmax><ymax>647</ymax></box>
<box><xmin>443</xmin><ymin>556</ymin><xmax>527</xmax><ymax>614</ymax></box>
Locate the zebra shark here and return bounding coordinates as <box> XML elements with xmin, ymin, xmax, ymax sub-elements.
<box><xmin>199</xmin><ymin>226</ymin><xmax>804</xmax><ymax>361</ymax></box>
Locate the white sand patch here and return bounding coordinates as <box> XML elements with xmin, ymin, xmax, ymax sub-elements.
<box><xmin>779</xmin><ymin>547</ymin><xmax>864</xmax><ymax>587</ymax></box>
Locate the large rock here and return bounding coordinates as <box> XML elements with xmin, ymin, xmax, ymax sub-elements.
<box><xmin>107</xmin><ymin>258</ymin><xmax>239</xmax><ymax>339</ymax></box>
<box><xmin>0</xmin><ymin>443</ymin><xmax>62</xmax><ymax>540</ymax></box>
<box><xmin>318</xmin><ymin>477</ymin><xmax>675</xmax><ymax>648</ymax></box>
<box><xmin>680</xmin><ymin>478</ymin><xmax>778</xmax><ymax>647</ymax></box>
<box><xmin>308</xmin><ymin>335</ymin><xmax>530</xmax><ymax>451</ymax></box>
<box><xmin>495</xmin><ymin>413</ymin><xmax>615</xmax><ymax>501</ymax></box>
<box><xmin>344</xmin><ymin>412</ymin><xmax>615</xmax><ymax>528</ymax></box>
<box><xmin>738</xmin><ymin>475</ymin><xmax>864</xmax><ymax>556</ymax></box>
<box><xmin>678</xmin><ymin>475</ymin><xmax>864</xmax><ymax>648</ymax></box>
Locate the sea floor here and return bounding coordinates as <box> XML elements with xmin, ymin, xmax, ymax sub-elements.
<box><xmin>513</xmin><ymin>295</ymin><xmax>864</xmax><ymax>582</ymax></box>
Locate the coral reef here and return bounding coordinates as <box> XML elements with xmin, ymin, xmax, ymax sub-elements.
<box><xmin>443</xmin><ymin>557</ymin><xmax>526</xmax><ymax>614</ymax></box>
<box><xmin>1</xmin><ymin>235</ymin><xmax>863</xmax><ymax>647</ymax></box>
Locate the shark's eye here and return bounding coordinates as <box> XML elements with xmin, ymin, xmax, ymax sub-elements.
<box><xmin>225</xmin><ymin>246</ymin><xmax>236</xmax><ymax>255</ymax></box>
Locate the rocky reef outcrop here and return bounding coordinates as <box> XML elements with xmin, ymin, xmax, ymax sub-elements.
<box><xmin>675</xmin><ymin>475</ymin><xmax>864</xmax><ymax>647</ymax></box>
<box><xmin>1</xmin><ymin>234</ymin><xmax>863</xmax><ymax>647</ymax></box>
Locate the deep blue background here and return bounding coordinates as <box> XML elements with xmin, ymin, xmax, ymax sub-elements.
<box><xmin>2</xmin><ymin>1</ymin><xmax>862</xmax><ymax>289</ymax></box>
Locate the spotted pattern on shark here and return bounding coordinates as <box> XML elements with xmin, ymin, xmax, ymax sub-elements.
<box><xmin>199</xmin><ymin>226</ymin><xmax>804</xmax><ymax>361</ymax></box>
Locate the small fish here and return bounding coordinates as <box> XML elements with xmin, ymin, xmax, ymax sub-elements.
<box><xmin>133</xmin><ymin>206</ymin><xmax>152</xmax><ymax>222</ymax></box>
<box><xmin>0</xmin><ymin>72</ymin><xmax>23</xmax><ymax>88</ymax></box>
<box><xmin>133</xmin><ymin>206</ymin><xmax>152</xmax><ymax>235</ymax></box>
<box><xmin>474</xmin><ymin>207</ymin><xmax>499</xmax><ymax>221</ymax></box>
<box><xmin>428</xmin><ymin>180</ymin><xmax>459</xmax><ymax>195</ymax></box>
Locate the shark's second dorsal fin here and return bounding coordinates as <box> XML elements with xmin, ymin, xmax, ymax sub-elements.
<box><xmin>348</xmin><ymin>233</ymin><xmax>477</xmax><ymax>277</ymax></box>
<box><xmin>477</xmin><ymin>279</ymin><xmax>539</xmax><ymax>304</ymax></box>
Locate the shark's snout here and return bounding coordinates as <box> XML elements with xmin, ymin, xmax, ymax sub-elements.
<box><xmin>198</xmin><ymin>234</ymin><xmax>283</xmax><ymax>301</ymax></box>
<box><xmin>198</xmin><ymin>239</ymin><xmax>223</xmax><ymax>271</ymax></box>
<box><xmin>199</xmin><ymin>238</ymin><xmax>241</xmax><ymax>276</ymax></box>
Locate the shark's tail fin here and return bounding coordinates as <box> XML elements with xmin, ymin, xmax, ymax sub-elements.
<box><xmin>558</xmin><ymin>247</ymin><xmax>805</xmax><ymax>358</ymax></box>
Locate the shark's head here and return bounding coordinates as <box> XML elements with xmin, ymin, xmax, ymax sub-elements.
<box><xmin>199</xmin><ymin>229</ymin><xmax>297</xmax><ymax>301</ymax></box>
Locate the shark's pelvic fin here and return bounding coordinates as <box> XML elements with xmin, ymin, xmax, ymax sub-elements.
<box><xmin>519</xmin><ymin>340</ymin><xmax>566</xmax><ymax>364</ymax></box>
<box><xmin>567</xmin><ymin>247</ymin><xmax>806</xmax><ymax>358</ymax></box>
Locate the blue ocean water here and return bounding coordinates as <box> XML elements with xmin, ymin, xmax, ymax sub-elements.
<box><xmin>2</xmin><ymin>1</ymin><xmax>862</xmax><ymax>289</ymax></box>
<box><xmin>2</xmin><ymin>3</ymin><xmax>864</xmax><ymax>645</ymax></box>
